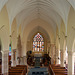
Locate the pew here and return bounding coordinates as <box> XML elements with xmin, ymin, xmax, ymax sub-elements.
<box><xmin>9</xmin><ymin>72</ymin><xmax>22</xmax><ymax>75</ymax></box>
<box><xmin>9</xmin><ymin>65</ymin><xmax>27</xmax><ymax>75</ymax></box>
<box><xmin>49</xmin><ymin>64</ymin><xmax>68</xmax><ymax>75</ymax></box>
<box><xmin>49</xmin><ymin>65</ymin><xmax>55</xmax><ymax>75</ymax></box>
<box><xmin>16</xmin><ymin>65</ymin><xmax>27</xmax><ymax>73</ymax></box>
<box><xmin>52</xmin><ymin>66</ymin><xmax>65</xmax><ymax>69</ymax></box>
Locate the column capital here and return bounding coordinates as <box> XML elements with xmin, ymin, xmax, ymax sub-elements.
<box><xmin>60</xmin><ymin>50</ymin><xmax>64</xmax><ymax>53</ymax></box>
<box><xmin>67</xmin><ymin>51</ymin><xmax>74</xmax><ymax>55</ymax></box>
<box><xmin>1</xmin><ymin>50</ymin><xmax>9</xmax><ymax>54</ymax></box>
<box><xmin>12</xmin><ymin>49</ymin><xmax>16</xmax><ymax>52</ymax></box>
<box><xmin>2</xmin><ymin>50</ymin><xmax>9</xmax><ymax>74</ymax></box>
<box><xmin>23</xmin><ymin>56</ymin><xmax>27</xmax><ymax>58</ymax></box>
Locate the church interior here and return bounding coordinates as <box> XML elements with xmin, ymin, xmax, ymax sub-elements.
<box><xmin>0</xmin><ymin>0</ymin><xmax>75</xmax><ymax>75</ymax></box>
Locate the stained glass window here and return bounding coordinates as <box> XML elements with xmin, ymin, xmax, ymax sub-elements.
<box><xmin>9</xmin><ymin>44</ymin><xmax>11</xmax><ymax>56</ymax></box>
<box><xmin>33</xmin><ymin>33</ymin><xmax>44</xmax><ymax>52</ymax></box>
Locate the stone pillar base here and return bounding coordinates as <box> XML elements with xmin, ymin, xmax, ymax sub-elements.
<box><xmin>11</xmin><ymin>49</ymin><xmax>16</xmax><ymax>67</ymax></box>
<box><xmin>60</xmin><ymin>50</ymin><xmax>65</xmax><ymax>67</ymax></box>
<box><xmin>1</xmin><ymin>50</ymin><xmax>9</xmax><ymax>75</ymax></box>
<box><xmin>68</xmin><ymin>51</ymin><xmax>74</xmax><ymax>75</ymax></box>
<box><xmin>3</xmin><ymin>73</ymin><xmax>8</xmax><ymax>75</ymax></box>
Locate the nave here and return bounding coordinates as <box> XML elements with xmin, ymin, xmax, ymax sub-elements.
<box><xmin>0</xmin><ymin>52</ymin><xmax>75</xmax><ymax>75</ymax></box>
<box><xmin>0</xmin><ymin>0</ymin><xmax>75</xmax><ymax>75</ymax></box>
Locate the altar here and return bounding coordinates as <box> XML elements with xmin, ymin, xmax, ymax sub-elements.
<box><xmin>32</xmin><ymin>52</ymin><xmax>44</xmax><ymax>57</ymax></box>
<box><xmin>34</xmin><ymin>53</ymin><xmax>42</xmax><ymax>57</ymax></box>
<box><xmin>32</xmin><ymin>53</ymin><xmax>43</xmax><ymax>67</ymax></box>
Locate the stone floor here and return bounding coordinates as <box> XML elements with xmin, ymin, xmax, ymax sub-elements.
<box><xmin>27</xmin><ymin>65</ymin><xmax>50</xmax><ymax>75</ymax></box>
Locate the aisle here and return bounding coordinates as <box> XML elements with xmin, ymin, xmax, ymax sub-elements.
<box><xmin>28</xmin><ymin>66</ymin><xmax>49</xmax><ymax>75</ymax></box>
<box><xmin>27</xmin><ymin>53</ymin><xmax>51</xmax><ymax>75</ymax></box>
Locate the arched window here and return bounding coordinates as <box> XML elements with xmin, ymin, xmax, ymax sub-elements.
<box><xmin>9</xmin><ymin>43</ymin><xmax>11</xmax><ymax>56</ymax></box>
<box><xmin>33</xmin><ymin>33</ymin><xmax>44</xmax><ymax>52</ymax></box>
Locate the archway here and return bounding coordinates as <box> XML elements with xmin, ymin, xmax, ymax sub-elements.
<box><xmin>26</xmin><ymin>26</ymin><xmax>50</xmax><ymax>54</ymax></box>
<box><xmin>26</xmin><ymin>26</ymin><xmax>51</xmax><ymax>66</ymax></box>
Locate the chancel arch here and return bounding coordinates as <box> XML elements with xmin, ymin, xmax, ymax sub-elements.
<box><xmin>26</xmin><ymin>26</ymin><xmax>50</xmax><ymax>55</ymax></box>
<box><xmin>21</xmin><ymin>19</ymin><xmax>55</xmax><ymax>56</ymax></box>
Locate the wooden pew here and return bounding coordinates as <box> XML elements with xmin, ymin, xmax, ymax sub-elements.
<box><xmin>52</xmin><ymin>66</ymin><xmax>65</xmax><ymax>69</ymax></box>
<box><xmin>49</xmin><ymin>64</ymin><xmax>68</xmax><ymax>75</ymax></box>
<box><xmin>9</xmin><ymin>70</ymin><xmax>24</xmax><ymax>75</ymax></box>
<box><xmin>9</xmin><ymin>65</ymin><xmax>27</xmax><ymax>75</ymax></box>
<box><xmin>52</xmin><ymin>67</ymin><xmax>67</xmax><ymax>71</ymax></box>
<box><xmin>49</xmin><ymin>65</ymin><xmax>55</xmax><ymax>75</ymax></box>
<box><xmin>9</xmin><ymin>72</ymin><xmax>22</xmax><ymax>75</ymax></box>
<box><xmin>9</xmin><ymin>70</ymin><xmax>25</xmax><ymax>75</ymax></box>
<box><xmin>16</xmin><ymin>65</ymin><xmax>27</xmax><ymax>73</ymax></box>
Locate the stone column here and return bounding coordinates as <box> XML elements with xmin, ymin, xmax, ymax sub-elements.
<box><xmin>50</xmin><ymin>44</ymin><xmax>55</xmax><ymax>64</ymax></box>
<box><xmin>48</xmin><ymin>47</ymin><xmax>50</xmax><ymax>56</ymax></box>
<box><xmin>68</xmin><ymin>51</ymin><xmax>74</xmax><ymax>75</ymax></box>
<box><xmin>47</xmin><ymin>42</ymin><xmax>50</xmax><ymax>55</ymax></box>
<box><xmin>20</xmin><ymin>57</ymin><xmax>24</xmax><ymax>65</ymax></box>
<box><xmin>60</xmin><ymin>50</ymin><xmax>65</xmax><ymax>67</ymax></box>
<box><xmin>56</xmin><ymin>49</ymin><xmax>60</xmax><ymax>64</ymax></box>
<box><xmin>23</xmin><ymin>56</ymin><xmax>27</xmax><ymax>65</ymax></box>
<box><xmin>1</xmin><ymin>50</ymin><xmax>9</xmax><ymax>75</ymax></box>
<box><xmin>11</xmin><ymin>49</ymin><xmax>16</xmax><ymax>66</ymax></box>
<box><xmin>17</xmin><ymin>35</ymin><xmax>22</xmax><ymax>65</ymax></box>
<box><xmin>16</xmin><ymin>49</ymin><xmax>19</xmax><ymax>65</ymax></box>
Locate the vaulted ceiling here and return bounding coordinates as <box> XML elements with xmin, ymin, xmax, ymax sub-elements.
<box><xmin>0</xmin><ymin>0</ymin><xmax>75</xmax><ymax>34</ymax></box>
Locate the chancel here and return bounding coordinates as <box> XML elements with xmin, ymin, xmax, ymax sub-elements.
<box><xmin>0</xmin><ymin>0</ymin><xmax>75</xmax><ymax>75</ymax></box>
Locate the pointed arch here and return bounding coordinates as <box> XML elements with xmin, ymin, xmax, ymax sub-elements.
<box><xmin>33</xmin><ymin>32</ymin><xmax>44</xmax><ymax>52</ymax></box>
